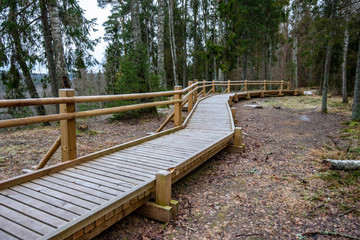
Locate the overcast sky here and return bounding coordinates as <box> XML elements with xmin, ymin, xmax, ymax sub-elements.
<box><xmin>78</xmin><ymin>0</ymin><xmax>111</xmax><ymax>71</ymax></box>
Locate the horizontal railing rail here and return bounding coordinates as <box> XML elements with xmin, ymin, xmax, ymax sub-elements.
<box><xmin>0</xmin><ymin>80</ymin><xmax>291</xmax><ymax>170</ymax></box>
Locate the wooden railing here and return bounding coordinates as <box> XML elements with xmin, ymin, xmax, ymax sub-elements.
<box><xmin>0</xmin><ymin>80</ymin><xmax>290</xmax><ymax>170</ymax></box>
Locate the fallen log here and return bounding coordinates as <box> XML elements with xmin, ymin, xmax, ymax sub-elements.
<box><xmin>323</xmin><ymin>159</ymin><xmax>360</xmax><ymax>170</ymax></box>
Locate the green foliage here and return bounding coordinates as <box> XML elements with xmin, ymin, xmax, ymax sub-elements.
<box><xmin>0</xmin><ymin>59</ymin><xmax>31</xmax><ymax>118</ymax></box>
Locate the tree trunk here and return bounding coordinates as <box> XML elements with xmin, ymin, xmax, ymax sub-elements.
<box><xmin>242</xmin><ymin>51</ymin><xmax>247</xmax><ymax>80</ymax></box>
<box><xmin>157</xmin><ymin>0</ymin><xmax>166</xmax><ymax>88</ymax></box>
<box><xmin>293</xmin><ymin>37</ymin><xmax>298</xmax><ymax>88</ymax></box>
<box><xmin>324</xmin><ymin>159</ymin><xmax>360</xmax><ymax>170</ymax></box>
<box><xmin>269</xmin><ymin>43</ymin><xmax>272</xmax><ymax>82</ymax></box>
<box><xmin>182</xmin><ymin>0</ymin><xmax>188</xmax><ymax>87</ymax></box>
<box><xmin>48</xmin><ymin>0</ymin><xmax>70</xmax><ymax>89</ymax></box>
<box><xmin>342</xmin><ymin>27</ymin><xmax>349</xmax><ymax>103</ymax></box>
<box><xmin>130</xmin><ymin>0</ymin><xmax>141</xmax><ymax>49</ymax></box>
<box><xmin>39</xmin><ymin>0</ymin><xmax>58</xmax><ymax>98</ymax></box>
<box><xmin>192</xmin><ymin>1</ymin><xmax>198</xmax><ymax>80</ymax></box>
<box><xmin>168</xmin><ymin>0</ymin><xmax>178</xmax><ymax>85</ymax></box>
<box><xmin>322</xmin><ymin>44</ymin><xmax>332</xmax><ymax>113</ymax></box>
<box><xmin>352</xmin><ymin>36</ymin><xmax>360</xmax><ymax>121</ymax></box>
<box><xmin>9</xmin><ymin>4</ymin><xmax>48</xmax><ymax>118</ymax></box>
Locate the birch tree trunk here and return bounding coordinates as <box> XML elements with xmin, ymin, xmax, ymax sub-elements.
<box><xmin>342</xmin><ymin>27</ymin><xmax>349</xmax><ymax>103</ymax></box>
<box><xmin>48</xmin><ymin>0</ymin><xmax>70</xmax><ymax>88</ymax></box>
<box><xmin>40</xmin><ymin>0</ymin><xmax>58</xmax><ymax>98</ymax></box>
<box><xmin>168</xmin><ymin>0</ymin><xmax>178</xmax><ymax>85</ymax></box>
<box><xmin>293</xmin><ymin>37</ymin><xmax>298</xmax><ymax>88</ymax></box>
<box><xmin>157</xmin><ymin>0</ymin><xmax>166</xmax><ymax>88</ymax></box>
<box><xmin>352</xmin><ymin>36</ymin><xmax>360</xmax><ymax>120</ymax></box>
<box><xmin>322</xmin><ymin>43</ymin><xmax>332</xmax><ymax>113</ymax></box>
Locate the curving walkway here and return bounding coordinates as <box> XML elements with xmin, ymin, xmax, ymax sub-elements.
<box><xmin>0</xmin><ymin>90</ymin><xmax>299</xmax><ymax>239</ymax></box>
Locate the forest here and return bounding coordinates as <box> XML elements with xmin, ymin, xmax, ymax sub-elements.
<box><xmin>0</xmin><ymin>0</ymin><xmax>360</xmax><ymax>120</ymax></box>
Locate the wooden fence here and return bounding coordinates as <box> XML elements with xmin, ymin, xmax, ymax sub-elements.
<box><xmin>0</xmin><ymin>80</ymin><xmax>291</xmax><ymax>170</ymax></box>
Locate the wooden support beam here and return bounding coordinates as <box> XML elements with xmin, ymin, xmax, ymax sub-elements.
<box><xmin>278</xmin><ymin>80</ymin><xmax>284</xmax><ymax>96</ymax></box>
<box><xmin>137</xmin><ymin>170</ymin><xmax>174</xmax><ymax>222</ymax></box>
<box><xmin>228</xmin><ymin>98</ymin><xmax>232</xmax><ymax>107</ymax></box>
<box><xmin>244</xmin><ymin>80</ymin><xmax>247</xmax><ymax>91</ymax></box>
<box><xmin>212</xmin><ymin>80</ymin><xmax>215</xmax><ymax>93</ymax></box>
<box><xmin>225</xmin><ymin>127</ymin><xmax>244</xmax><ymax>153</ymax></box>
<box><xmin>188</xmin><ymin>81</ymin><xmax>193</xmax><ymax>114</ymax></box>
<box><xmin>202</xmin><ymin>80</ymin><xmax>206</xmax><ymax>97</ymax></box>
<box><xmin>59</xmin><ymin>89</ymin><xmax>77</xmax><ymax>161</ymax></box>
<box><xmin>174</xmin><ymin>86</ymin><xmax>183</xmax><ymax>127</ymax></box>
<box><xmin>245</xmin><ymin>92</ymin><xmax>251</xmax><ymax>100</ymax></box>
<box><xmin>293</xmin><ymin>89</ymin><xmax>298</xmax><ymax>96</ymax></box>
<box><xmin>35</xmin><ymin>136</ymin><xmax>61</xmax><ymax>170</ymax></box>
<box><xmin>227</xmin><ymin>80</ymin><xmax>231</xmax><ymax>93</ymax></box>
<box><xmin>156</xmin><ymin>170</ymin><xmax>171</xmax><ymax>206</ymax></box>
<box><xmin>234</xmin><ymin>93</ymin><xmax>238</xmax><ymax>102</ymax></box>
<box><xmin>231</xmin><ymin>107</ymin><xmax>237</xmax><ymax>124</ymax></box>
<box><xmin>233</xmin><ymin>127</ymin><xmax>242</xmax><ymax>146</ymax></box>
<box><xmin>194</xmin><ymin>80</ymin><xmax>198</xmax><ymax>103</ymax></box>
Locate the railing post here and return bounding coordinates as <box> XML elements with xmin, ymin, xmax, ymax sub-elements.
<box><xmin>188</xmin><ymin>81</ymin><xmax>193</xmax><ymax>114</ymax></box>
<box><xmin>174</xmin><ymin>86</ymin><xmax>183</xmax><ymax>127</ymax></box>
<box><xmin>59</xmin><ymin>89</ymin><xmax>77</xmax><ymax>161</ymax></box>
<box><xmin>279</xmin><ymin>80</ymin><xmax>284</xmax><ymax>96</ymax></box>
<box><xmin>156</xmin><ymin>170</ymin><xmax>172</xmax><ymax>206</ymax></box>
<box><xmin>261</xmin><ymin>80</ymin><xmax>266</xmax><ymax>98</ymax></box>
<box><xmin>233</xmin><ymin>127</ymin><xmax>243</xmax><ymax>146</ymax></box>
<box><xmin>194</xmin><ymin>79</ymin><xmax>198</xmax><ymax>104</ymax></box>
<box><xmin>212</xmin><ymin>80</ymin><xmax>215</xmax><ymax>94</ymax></box>
<box><xmin>244</xmin><ymin>80</ymin><xmax>247</xmax><ymax>91</ymax></box>
<box><xmin>287</xmin><ymin>82</ymin><xmax>291</xmax><ymax>90</ymax></box>
<box><xmin>202</xmin><ymin>80</ymin><xmax>206</xmax><ymax>97</ymax></box>
<box><xmin>227</xmin><ymin>80</ymin><xmax>231</xmax><ymax>93</ymax></box>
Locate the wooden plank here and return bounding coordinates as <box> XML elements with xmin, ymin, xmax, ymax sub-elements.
<box><xmin>90</xmin><ymin>160</ymin><xmax>155</xmax><ymax>178</ymax></box>
<box><xmin>120</xmin><ymin>149</ymin><xmax>183</xmax><ymax>161</ymax></box>
<box><xmin>123</xmin><ymin>147</ymin><xmax>189</xmax><ymax>160</ymax></box>
<box><xmin>10</xmin><ymin>185</ymin><xmax>88</xmax><ymax>215</ymax></box>
<box><xmin>22</xmin><ymin>182</ymin><xmax>99</xmax><ymax>210</ymax></box>
<box><xmin>51</xmin><ymin>173</ymin><xmax>121</xmax><ymax>196</ymax></box>
<box><xmin>62</xmin><ymin>169</ymin><xmax>134</xmax><ymax>189</ymax></box>
<box><xmin>61</xmin><ymin>169</ymin><xmax>132</xmax><ymax>191</ymax></box>
<box><xmin>82</xmin><ymin>162</ymin><xmax>152</xmax><ymax>181</ymax></box>
<box><xmin>0</xmin><ymin>216</ymin><xmax>41</xmax><ymax>240</ymax></box>
<box><xmin>110</xmin><ymin>152</ymin><xmax>174</xmax><ymax>167</ymax></box>
<box><xmin>42</xmin><ymin>175</ymin><xmax>115</xmax><ymax>200</ymax></box>
<box><xmin>0</xmin><ymin>195</ymin><xmax>67</xmax><ymax>228</ymax></box>
<box><xmin>0</xmin><ymin>188</ymin><xmax>78</xmax><ymax>221</ymax></box>
<box><xmin>0</xmin><ymin>205</ymin><xmax>55</xmax><ymax>235</ymax></box>
<box><xmin>74</xmin><ymin>165</ymin><xmax>146</xmax><ymax>184</ymax></box>
<box><xmin>0</xmin><ymin>229</ymin><xmax>18</xmax><ymax>240</ymax></box>
<box><xmin>82</xmin><ymin>161</ymin><xmax>151</xmax><ymax>181</ymax></box>
<box><xmin>34</xmin><ymin>178</ymin><xmax>107</xmax><ymax>205</ymax></box>
<box><xmin>97</xmin><ymin>157</ymin><xmax>159</xmax><ymax>175</ymax></box>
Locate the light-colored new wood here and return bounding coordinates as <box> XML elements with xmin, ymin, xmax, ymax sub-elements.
<box><xmin>59</xmin><ymin>89</ymin><xmax>77</xmax><ymax>161</ymax></box>
<box><xmin>228</xmin><ymin>80</ymin><xmax>231</xmax><ymax>93</ymax></box>
<box><xmin>212</xmin><ymin>80</ymin><xmax>215</xmax><ymax>93</ymax></box>
<box><xmin>156</xmin><ymin>170</ymin><xmax>172</xmax><ymax>206</ymax></box>
<box><xmin>136</xmin><ymin>201</ymin><xmax>172</xmax><ymax>222</ymax></box>
<box><xmin>36</xmin><ymin>135</ymin><xmax>61</xmax><ymax>169</ymax></box>
<box><xmin>194</xmin><ymin>80</ymin><xmax>198</xmax><ymax>103</ymax></box>
<box><xmin>188</xmin><ymin>81</ymin><xmax>194</xmax><ymax>114</ymax></box>
<box><xmin>233</xmin><ymin>127</ymin><xmax>243</xmax><ymax>146</ymax></box>
<box><xmin>174</xmin><ymin>86</ymin><xmax>183</xmax><ymax>127</ymax></box>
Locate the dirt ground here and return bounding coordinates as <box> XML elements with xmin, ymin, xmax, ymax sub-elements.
<box><xmin>94</xmin><ymin>95</ymin><xmax>359</xmax><ymax>240</ymax></box>
<box><xmin>0</xmin><ymin>95</ymin><xmax>359</xmax><ymax>239</ymax></box>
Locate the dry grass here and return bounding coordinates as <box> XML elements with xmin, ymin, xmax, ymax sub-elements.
<box><xmin>262</xmin><ymin>94</ymin><xmax>353</xmax><ymax>114</ymax></box>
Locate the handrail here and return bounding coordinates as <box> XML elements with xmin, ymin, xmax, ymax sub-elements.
<box><xmin>0</xmin><ymin>80</ymin><xmax>292</xmax><ymax>170</ymax></box>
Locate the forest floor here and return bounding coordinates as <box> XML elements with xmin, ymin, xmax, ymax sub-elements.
<box><xmin>1</xmin><ymin>93</ymin><xmax>359</xmax><ymax>239</ymax></box>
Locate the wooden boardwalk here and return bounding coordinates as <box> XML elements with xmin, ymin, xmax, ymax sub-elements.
<box><xmin>0</xmin><ymin>89</ymin><xmax>300</xmax><ymax>239</ymax></box>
